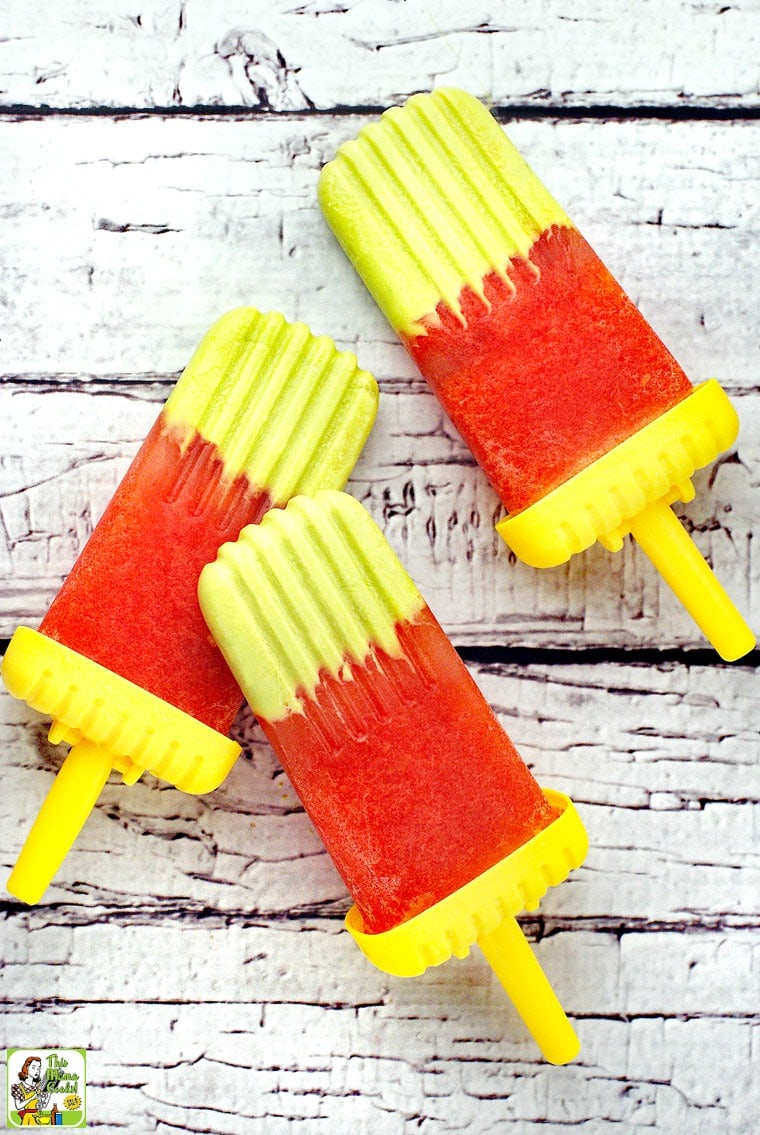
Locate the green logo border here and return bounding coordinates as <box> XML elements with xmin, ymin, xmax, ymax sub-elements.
<box><xmin>6</xmin><ymin>1048</ymin><xmax>87</xmax><ymax>1128</ymax></box>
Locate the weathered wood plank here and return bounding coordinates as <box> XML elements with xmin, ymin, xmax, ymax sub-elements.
<box><xmin>1</xmin><ymin>114</ymin><xmax>757</xmax><ymax>644</ymax></box>
<box><xmin>0</xmin><ymin>116</ymin><xmax>756</xmax><ymax>380</ymax></box>
<box><xmin>2</xmin><ymin>5</ymin><xmax>757</xmax><ymax>1132</ymax></box>
<box><xmin>4</xmin><ymin>920</ymin><xmax>758</xmax><ymax>1027</ymax></box>
<box><xmin>2</xmin><ymin>383</ymin><xmax>756</xmax><ymax>646</ymax></box>
<box><xmin>3</xmin><ymin>662</ymin><xmax>757</xmax><ymax>924</ymax></box>
<box><xmin>1</xmin><ymin>0</ymin><xmax>758</xmax><ymax>111</ymax></box>
<box><xmin>7</xmin><ymin>659</ymin><xmax>756</xmax><ymax>1129</ymax></box>
<box><xmin>2</xmin><ymin>933</ymin><xmax>758</xmax><ymax>1131</ymax></box>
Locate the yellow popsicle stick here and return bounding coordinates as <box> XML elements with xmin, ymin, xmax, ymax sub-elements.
<box><xmin>2</xmin><ymin>628</ymin><xmax>241</xmax><ymax>903</ymax></box>
<box><xmin>629</xmin><ymin>500</ymin><xmax>755</xmax><ymax>661</ymax></box>
<box><xmin>498</xmin><ymin>381</ymin><xmax>755</xmax><ymax>660</ymax></box>
<box><xmin>478</xmin><ymin>914</ymin><xmax>580</xmax><ymax>1065</ymax></box>
<box><xmin>7</xmin><ymin>741</ymin><xmax>114</xmax><ymax>905</ymax></box>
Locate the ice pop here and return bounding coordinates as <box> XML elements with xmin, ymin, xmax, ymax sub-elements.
<box><xmin>198</xmin><ymin>490</ymin><xmax>588</xmax><ymax>1064</ymax></box>
<box><xmin>3</xmin><ymin>309</ymin><xmax>378</xmax><ymax>903</ymax></box>
<box><xmin>318</xmin><ymin>87</ymin><xmax>754</xmax><ymax>660</ymax></box>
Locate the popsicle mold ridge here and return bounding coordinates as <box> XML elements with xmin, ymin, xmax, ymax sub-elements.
<box><xmin>165</xmin><ymin>308</ymin><xmax>379</xmax><ymax>505</ymax></box>
<box><xmin>318</xmin><ymin>87</ymin><xmax>572</xmax><ymax>336</ymax></box>
<box><xmin>345</xmin><ymin>789</ymin><xmax>587</xmax><ymax>977</ymax></box>
<box><xmin>2</xmin><ymin>628</ymin><xmax>239</xmax><ymax>794</ymax></box>
<box><xmin>498</xmin><ymin>379</ymin><xmax>739</xmax><ymax>565</ymax></box>
<box><xmin>198</xmin><ymin>491</ymin><xmax>425</xmax><ymax>722</ymax></box>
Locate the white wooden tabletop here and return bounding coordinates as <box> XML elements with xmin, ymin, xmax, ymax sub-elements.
<box><xmin>1</xmin><ymin>3</ymin><xmax>758</xmax><ymax>1132</ymax></box>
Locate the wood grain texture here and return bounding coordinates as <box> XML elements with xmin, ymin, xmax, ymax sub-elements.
<box><xmin>0</xmin><ymin>116</ymin><xmax>757</xmax><ymax>645</ymax></box>
<box><xmin>3</xmin><ymin>661</ymin><xmax>758</xmax><ymax>921</ymax></box>
<box><xmin>2</xmin><ymin>998</ymin><xmax>757</xmax><ymax>1132</ymax></box>
<box><xmin>0</xmin><ymin>116</ymin><xmax>757</xmax><ymax>378</ymax></box>
<box><xmin>1</xmin><ymin>3</ymin><xmax>758</xmax><ymax>1132</ymax></box>
<box><xmin>2</xmin><ymin>382</ymin><xmax>757</xmax><ymax>648</ymax></box>
<box><xmin>1</xmin><ymin>0</ymin><xmax>758</xmax><ymax>111</ymax></box>
<box><xmin>2</xmin><ymin>659</ymin><xmax>759</xmax><ymax>1131</ymax></box>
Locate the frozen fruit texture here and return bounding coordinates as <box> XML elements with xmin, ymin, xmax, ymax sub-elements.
<box><xmin>41</xmin><ymin>416</ymin><xmax>269</xmax><ymax>731</ymax></box>
<box><xmin>405</xmin><ymin>225</ymin><xmax>692</xmax><ymax>512</ymax></box>
<box><xmin>260</xmin><ymin>606</ymin><xmax>557</xmax><ymax>933</ymax></box>
<box><xmin>319</xmin><ymin>87</ymin><xmax>692</xmax><ymax>513</ymax></box>
<box><xmin>39</xmin><ymin>308</ymin><xmax>379</xmax><ymax>732</ymax></box>
<box><xmin>199</xmin><ymin>491</ymin><xmax>557</xmax><ymax>935</ymax></box>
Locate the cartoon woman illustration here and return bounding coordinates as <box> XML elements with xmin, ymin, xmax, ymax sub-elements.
<box><xmin>10</xmin><ymin>1056</ymin><xmax>57</xmax><ymax>1125</ymax></box>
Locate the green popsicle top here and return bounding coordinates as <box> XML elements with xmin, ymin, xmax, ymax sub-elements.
<box><xmin>164</xmin><ymin>308</ymin><xmax>379</xmax><ymax>504</ymax></box>
<box><xmin>318</xmin><ymin>88</ymin><xmax>573</xmax><ymax>337</ymax></box>
<box><xmin>198</xmin><ymin>491</ymin><xmax>425</xmax><ymax>722</ymax></box>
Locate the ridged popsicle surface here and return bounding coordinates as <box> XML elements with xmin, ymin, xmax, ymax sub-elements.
<box><xmin>40</xmin><ymin>311</ymin><xmax>379</xmax><ymax>731</ymax></box>
<box><xmin>200</xmin><ymin>491</ymin><xmax>557</xmax><ymax>932</ymax></box>
<box><xmin>199</xmin><ymin>491</ymin><xmax>424</xmax><ymax>722</ymax></box>
<box><xmin>320</xmin><ymin>88</ymin><xmax>692</xmax><ymax>512</ymax></box>
<box><xmin>319</xmin><ymin>88</ymin><xmax>572</xmax><ymax>337</ymax></box>
<box><xmin>165</xmin><ymin>308</ymin><xmax>379</xmax><ymax>506</ymax></box>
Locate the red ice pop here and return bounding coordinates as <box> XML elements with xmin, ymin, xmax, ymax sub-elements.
<box><xmin>199</xmin><ymin>491</ymin><xmax>588</xmax><ymax>1064</ymax></box>
<box><xmin>3</xmin><ymin>310</ymin><xmax>378</xmax><ymax>903</ymax></box>
<box><xmin>319</xmin><ymin>87</ymin><xmax>754</xmax><ymax>660</ymax></box>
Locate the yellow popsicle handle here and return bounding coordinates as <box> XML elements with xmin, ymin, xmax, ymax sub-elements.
<box><xmin>477</xmin><ymin>915</ymin><xmax>580</xmax><ymax>1065</ymax></box>
<box><xmin>497</xmin><ymin>382</ymin><xmax>754</xmax><ymax>660</ymax></box>
<box><xmin>7</xmin><ymin>740</ymin><xmax>114</xmax><ymax>905</ymax></box>
<box><xmin>629</xmin><ymin>499</ymin><xmax>755</xmax><ymax>662</ymax></box>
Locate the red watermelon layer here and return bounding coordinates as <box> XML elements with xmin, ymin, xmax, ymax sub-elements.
<box><xmin>260</xmin><ymin>604</ymin><xmax>557</xmax><ymax>934</ymax></box>
<box><xmin>405</xmin><ymin>225</ymin><xmax>692</xmax><ymax>513</ymax></box>
<box><xmin>40</xmin><ymin>414</ymin><xmax>271</xmax><ymax>733</ymax></box>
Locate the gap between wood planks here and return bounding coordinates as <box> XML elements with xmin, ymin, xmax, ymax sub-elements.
<box><xmin>1</xmin><ymin>640</ymin><xmax>758</xmax><ymax>668</ymax></box>
<box><xmin>0</xmin><ymin>103</ymin><xmax>759</xmax><ymax>121</ymax></box>
<box><xmin>458</xmin><ymin>645</ymin><xmax>760</xmax><ymax>669</ymax></box>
